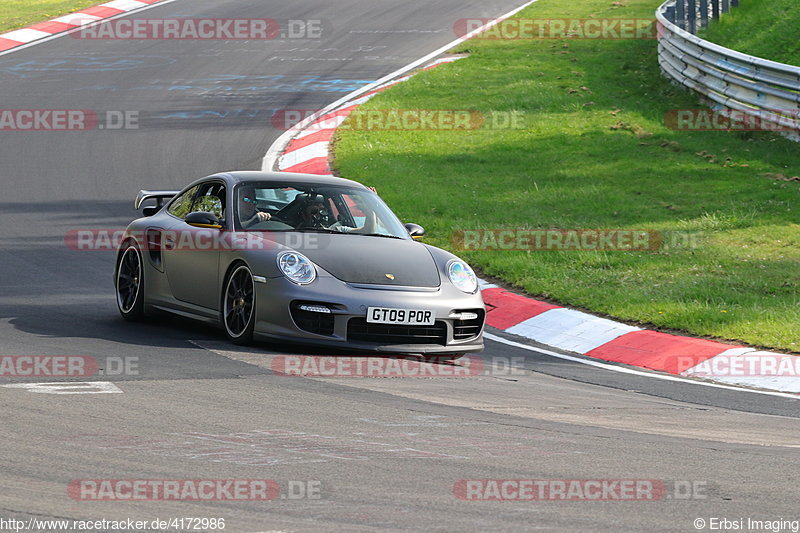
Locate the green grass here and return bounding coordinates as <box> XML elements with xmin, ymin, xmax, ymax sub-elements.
<box><xmin>0</xmin><ymin>0</ymin><xmax>101</xmax><ymax>33</ymax></box>
<box><xmin>334</xmin><ymin>0</ymin><xmax>800</xmax><ymax>352</ymax></box>
<box><xmin>699</xmin><ymin>0</ymin><xmax>800</xmax><ymax>66</ymax></box>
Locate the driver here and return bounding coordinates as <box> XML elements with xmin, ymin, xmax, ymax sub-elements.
<box><xmin>238</xmin><ymin>187</ymin><xmax>271</xmax><ymax>229</ymax></box>
<box><xmin>288</xmin><ymin>192</ymin><xmax>380</xmax><ymax>233</ymax></box>
<box><xmin>297</xmin><ymin>194</ymin><xmax>328</xmax><ymax>228</ymax></box>
<box><xmin>296</xmin><ymin>194</ymin><xmax>375</xmax><ymax>232</ymax></box>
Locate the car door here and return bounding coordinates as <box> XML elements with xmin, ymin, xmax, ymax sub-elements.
<box><xmin>163</xmin><ymin>180</ymin><xmax>226</xmax><ymax>310</ymax></box>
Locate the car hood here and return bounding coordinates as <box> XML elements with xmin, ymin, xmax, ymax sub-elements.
<box><xmin>297</xmin><ymin>234</ymin><xmax>440</xmax><ymax>287</ymax></box>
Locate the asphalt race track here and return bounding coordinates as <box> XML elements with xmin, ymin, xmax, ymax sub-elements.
<box><xmin>0</xmin><ymin>1</ymin><xmax>798</xmax><ymax>531</ymax></box>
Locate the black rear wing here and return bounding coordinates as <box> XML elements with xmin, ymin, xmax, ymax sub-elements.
<box><xmin>134</xmin><ymin>190</ymin><xmax>180</xmax><ymax>210</ymax></box>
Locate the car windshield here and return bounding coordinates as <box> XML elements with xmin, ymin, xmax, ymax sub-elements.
<box><xmin>233</xmin><ymin>182</ymin><xmax>411</xmax><ymax>239</ymax></box>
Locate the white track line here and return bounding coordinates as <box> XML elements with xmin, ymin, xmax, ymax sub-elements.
<box><xmin>485</xmin><ymin>332</ymin><xmax>800</xmax><ymax>400</ymax></box>
<box><xmin>277</xmin><ymin>141</ymin><xmax>330</xmax><ymax>170</ymax></box>
<box><xmin>262</xmin><ymin>0</ymin><xmax>542</xmax><ymax>171</ymax></box>
<box><xmin>104</xmin><ymin>0</ymin><xmax>150</xmax><ymax>10</ymax></box>
<box><xmin>505</xmin><ymin>308</ymin><xmax>642</xmax><ymax>354</ymax></box>
<box><xmin>51</xmin><ymin>14</ymin><xmax>102</xmax><ymax>26</ymax></box>
<box><xmin>1</xmin><ymin>29</ymin><xmax>52</xmax><ymax>43</ymax></box>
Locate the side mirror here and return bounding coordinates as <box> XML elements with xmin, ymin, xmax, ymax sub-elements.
<box><xmin>185</xmin><ymin>211</ymin><xmax>222</xmax><ymax>229</ymax></box>
<box><xmin>405</xmin><ymin>223</ymin><xmax>425</xmax><ymax>240</ymax></box>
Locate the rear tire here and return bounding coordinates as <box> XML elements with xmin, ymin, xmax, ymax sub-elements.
<box><xmin>116</xmin><ymin>244</ymin><xmax>146</xmax><ymax>321</ymax></box>
<box><xmin>222</xmin><ymin>263</ymin><xmax>256</xmax><ymax>345</ymax></box>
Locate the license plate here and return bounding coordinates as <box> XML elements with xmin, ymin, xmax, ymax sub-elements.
<box><xmin>367</xmin><ymin>307</ymin><xmax>435</xmax><ymax>325</ymax></box>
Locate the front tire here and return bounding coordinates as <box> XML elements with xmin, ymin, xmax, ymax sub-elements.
<box><xmin>116</xmin><ymin>244</ymin><xmax>145</xmax><ymax>321</ymax></box>
<box><xmin>223</xmin><ymin>264</ymin><xmax>256</xmax><ymax>345</ymax></box>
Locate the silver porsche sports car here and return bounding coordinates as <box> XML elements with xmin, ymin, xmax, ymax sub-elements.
<box><xmin>114</xmin><ymin>171</ymin><xmax>485</xmax><ymax>354</ymax></box>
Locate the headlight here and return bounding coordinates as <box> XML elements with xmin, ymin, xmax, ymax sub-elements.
<box><xmin>448</xmin><ymin>260</ymin><xmax>477</xmax><ymax>293</ymax></box>
<box><xmin>277</xmin><ymin>251</ymin><xmax>316</xmax><ymax>284</ymax></box>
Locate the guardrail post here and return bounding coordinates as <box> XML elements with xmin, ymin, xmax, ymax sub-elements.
<box><xmin>711</xmin><ymin>0</ymin><xmax>721</xmax><ymax>20</ymax></box>
<box><xmin>687</xmin><ymin>0</ymin><xmax>697</xmax><ymax>33</ymax></box>
<box><xmin>721</xmin><ymin>0</ymin><xmax>730</xmax><ymax>14</ymax></box>
<box><xmin>731</xmin><ymin>0</ymin><xmax>739</xmax><ymax>6</ymax></box>
<box><xmin>664</xmin><ymin>4</ymin><xmax>676</xmax><ymax>24</ymax></box>
<box><xmin>675</xmin><ymin>0</ymin><xmax>686</xmax><ymax>30</ymax></box>
<box><xmin>699</xmin><ymin>0</ymin><xmax>709</xmax><ymax>28</ymax></box>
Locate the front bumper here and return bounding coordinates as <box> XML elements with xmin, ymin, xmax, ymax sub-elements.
<box><xmin>252</xmin><ymin>274</ymin><xmax>485</xmax><ymax>354</ymax></box>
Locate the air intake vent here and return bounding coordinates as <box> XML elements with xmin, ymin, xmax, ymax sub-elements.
<box><xmin>452</xmin><ymin>309</ymin><xmax>485</xmax><ymax>340</ymax></box>
<box><xmin>347</xmin><ymin>318</ymin><xmax>447</xmax><ymax>345</ymax></box>
<box><xmin>290</xmin><ymin>301</ymin><xmax>335</xmax><ymax>336</ymax></box>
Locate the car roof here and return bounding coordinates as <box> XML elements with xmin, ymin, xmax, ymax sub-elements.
<box><xmin>200</xmin><ymin>171</ymin><xmax>371</xmax><ymax>191</ymax></box>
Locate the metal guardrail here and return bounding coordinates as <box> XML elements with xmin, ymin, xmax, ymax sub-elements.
<box><xmin>657</xmin><ymin>0</ymin><xmax>800</xmax><ymax>139</ymax></box>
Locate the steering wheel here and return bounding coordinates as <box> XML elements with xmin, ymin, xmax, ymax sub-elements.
<box><xmin>297</xmin><ymin>210</ymin><xmax>330</xmax><ymax>229</ymax></box>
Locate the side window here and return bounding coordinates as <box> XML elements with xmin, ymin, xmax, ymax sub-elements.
<box><xmin>167</xmin><ymin>186</ymin><xmax>200</xmax><ymax>219</ymax></box>
<box><xmin>194</xmin><ymin>182</ymin><xmax>226</xmax><ymax>219</ymax></box>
